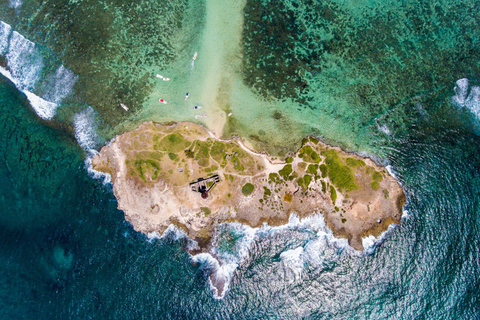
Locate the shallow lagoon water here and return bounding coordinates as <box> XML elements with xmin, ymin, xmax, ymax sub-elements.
<box><xmin>0</xmin><ymin>0</ymin><xmax>480</xmax><ymax>318</ymax></box>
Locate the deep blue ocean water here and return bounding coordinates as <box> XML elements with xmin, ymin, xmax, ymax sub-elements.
<box><xmin>0</xmin><ymin>0</ymin><xmax>480</xmax><ymax>318</ymax></box>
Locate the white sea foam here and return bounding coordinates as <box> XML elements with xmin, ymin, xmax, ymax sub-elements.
<box><xmin>73</xmin><ymin>107</ymin><xmax>98</xmax><ymax>151</ymax></box>
<box><xmin>280</xmin><ymin>247</ymin><xmax>304</xmax><ymax>280</ymax></box>
<box><xmin>23</xmin><ymin>90</ymin><xmax>58</xmax><ymax>120</ymax></box>
<box><xmin>362</xmin><ymin>223</ymin><xmax>398</xmax><ymax>255</ymax></box>
<box><xmin>43</xmin><ymin>65</ymin><xmax>78</xmax><ymax>103</ymax></box>
<box><xmin>73</xmin><ymin>107</ymin><xmax>112</xmax><ymax>184</ymax></box>
<box><xmin>0</xmin><ymin>21</ymin><xmax>12</xmax><ymax>55</ymax></box>
<box><xmin>452</xmin><ymin>78</ymin><xmax>480</xmax><ymax>120</ymax></box>
<box><xmin>189</xmin><ymin>213</ymin><xmax>353</xmax><ymax>299</ymax></box>
<box><xmin>0</xmin><ymin>22</ymin><xmax>79</xmax><ymax>120</ymax></box>
<box><xmin>0</xmin><ymin>64</ymin><xmax>59</xmax><ymax>120</ymax></box>
<box><xmin>9</xmin><ymin>0</ymin><xmax>22</xmax><ymax>9</ymax></box>
<box><xmin>6</xmin><ymin>31</ymin><xmax>44</xmax><ymax>91</ymax></box>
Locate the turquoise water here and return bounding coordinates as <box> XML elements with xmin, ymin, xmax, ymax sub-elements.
<box><xmin>0</xmin><ymin>0</ymin><xmax>480</xmax><ymax>318</ymax></box>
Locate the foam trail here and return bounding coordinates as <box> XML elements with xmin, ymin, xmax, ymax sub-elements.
<box><xmin>452</xmin><ymin>78</ymin><xmax>480</xmax><ymax>121</ymax></box>
<box><xmin>6</xmin><ymin>31</ymin><xmax>44</xmax><ymax>91</ymax></box>
<box><xmin>9</xmin><ymin>0</ymin><xmax>22</xmax><ymax>9</ymax></box>
<box><xmin>43</xmin><ymin>65</ymin><xmax>78</xmax><ymax>103</ymax></box>
<box><xmin>0</xmin><ymin>21</ymin><xmax>11</xmax><ymax>55</ymax></box>
<box><xmin>191</xmin><ymin>213</ymin><xmax>352</xmax><ymax>299</ymax></box>
<box><xmin>362</xmin><ymin>223</ymin><xmax>398</xmax><ymax>255</ymax></box>
<box><xmin>73</xmin><ymin>107</ymin><xmax>112</xmax><ymax>184</ymax></box>
<box><xmin>0</xmin><ymin>22</ymin><xmax>78</xmax><ymax>120</ymax></box>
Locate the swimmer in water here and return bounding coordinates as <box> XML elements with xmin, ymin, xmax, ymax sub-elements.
<box><xmin>159</xmin><ymin>98</ymin><xmax>167</xmax><ymax>104</ymax></box>
<box><xmin>193</xmin><ymin>105</ymin><xmax>201</xmax><ymax>110</ymax></box>
<box><xmin>185</xmin><ymin>92</ymin><xmax>189</xmax><ymax>100</ymax></box>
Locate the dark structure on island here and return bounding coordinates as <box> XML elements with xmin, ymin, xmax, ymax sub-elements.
<box><xmin>190</xmin><ymin>174</ymin><xmax>220</xmax><ymax>199</ymax></box>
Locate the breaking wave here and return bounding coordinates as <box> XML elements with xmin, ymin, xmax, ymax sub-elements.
<box><xmin>0</xmin><ymin>20</ymin><xmax>77</xmax><ymax>120</ymax></box>
<box><xmin>452</xmin><ymin>78</ymin><xmax>480</xmax><ymax>121</ymax></box>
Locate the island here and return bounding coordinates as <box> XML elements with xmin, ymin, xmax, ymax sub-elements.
<box><xmin>92</xmin><ymin>121</ymin><xmax>405</xmax><ymax>252</ymax></box>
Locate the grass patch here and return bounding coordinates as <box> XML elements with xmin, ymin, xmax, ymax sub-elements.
<box><xmin>299</xmin><ymin>146</ymin><xmax>321</xmax><ymax>163</ymax></box>
<box><xmin>383</xmin><ymin>189</ymin><xmax>389</xmax><ymax>198</ymax></box>
<box><xmin>157</xmin><ymin>133</ymin><xmax>191</xmax><ymax>152</ymax></box>
<box><xmin>133</xmin><ymin>159</ymin><xmax>160</xmax><ymax>182</ymax></box>
<box><xmin>168</xmin><ymin>153</ymin><xmax>178</xmax><ymax>160</ymax></box>
<box><xmin>210</xmin><ymin>141</ymin><xmax>226</xmax><ymax>163</ymax></box>
<box><xmin>200</xmin><ymin>207</ymin><xmax>211</xmax><ymax>216</ymax></box>
<box><xmin>341</xmin><ymin>218</ymin><xmax>347</xmax><ymax>223</ymax></box>
<box><xmin>307</xmin><ymin>164</ymin><xmax>318</xmax><ymax>175</ymax></box>
<box><xmin>321</xmin><ymin>180</ymin><xmax>327</xmax><ymax>193</ymax></box>
<box><xmin>303</xmin><ymin>174</ymin><xmax>312</xmax><ymax>188</ymax></box>
<box><xmin>242</xmin><ymin>183</ymin><xmax>255</xmax><ymax>196</ymax></box>
<box><xmin>346</xmin><ymin>158</ymin><xmax>366</xmax><ymax>167</ymax></box>
<box><xmin>371</xmin><ymin>181</ymin><xmax>380</xmax><ymax>190</ymax></box>
<box><xmin>278</xmin><ymin>164</ymin><xmax>293</xmax><ymax>180</ymax></box>
<box><xmin>319</xmin><ymin>164</ymin><xmax>327</xmax><ymax>178</ymax></box>
<box><xmin>372</xmin><ymin>171</ymin><xmax>383</xmax><ymax>182</ymax></box>
<box><xmin>330</xmin><ymin>185</ymin><xmax>337</xmax><ymax>203</ymax></box>
<box><xmin>321</xmin><ymin>149</ymin><xmax>358</xmax><ymax>192</ymax></box>
<box><xmin>263</xmin><ymin>186</ymin><xmax>271</xmax><ymax>196</ymax></box>
<box><xmin>283</xmin><ymin>193</ymin><xmax>293</xmax><ymax>202</ymax></box>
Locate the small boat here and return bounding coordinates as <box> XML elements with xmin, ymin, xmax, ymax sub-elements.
<box><xmin>195</xmin><ymin>114</ymin><xmax>207</xmax><ymax>119</ymax></box>
<box><xmin>156</xmin><ymin>74</ymin><xmax>170</xmax><ymax>81</ymax></box>
<box><xmin>192</xmin><ymin>52</ymin><xmax>197</xmax><ymax>60</ymax></box>
<box><xmin>185</xmin><ymin>92</ymin><xmax>189</xmax><ymax>100</ymax></box>
<box><xmin>120</xmin><ymin>103</ymin><xmax>129</xmax><ymax>111</ymax></box>
<box><xmin>228</xmin><ymin>112</ymin><xmax>232</xmax><ymax>117</ymax></box>
<box><xmin>193</xmin><ymin>105</ymin><xmax>201</xmax><ymax>110</ymax></box>
<box><xmin>159</xmin><ymin>98</ymin><xmax>167</xmax><ymax>104</ymax></box>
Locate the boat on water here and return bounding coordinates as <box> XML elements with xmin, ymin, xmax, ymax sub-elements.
<box><xmin>194</xmin><ymin>114</ymin><xmax>207</xmax><ymax>119</ymax></box>
<box><xmin>120</xmin><ymin>103</ymin><xmax>129</xmax><ymax>111</ymax></box>
<box><xmin>156</xmin><ymin>74</ymin><xmax>170</xmax><ymax>81</ymax></box>
<box><xmin>159</xmin><ymin>98</ymin><xmax>167</xmax><ymax>104</ymax></box>
<box><xmin>192</xmin><ymin>52</ymin><xmax>197</xmax><ymax>60</ymax></box>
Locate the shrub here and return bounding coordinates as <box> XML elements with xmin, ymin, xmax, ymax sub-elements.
<box><xmin>242</xmin><ymin>183</ymin><xmax>255</xmax><ymax>196</ymax></box>
<box><xmin>330</xmin><ymin>185</ymin><xmax>337</xmax><ymax>202</ymax></box>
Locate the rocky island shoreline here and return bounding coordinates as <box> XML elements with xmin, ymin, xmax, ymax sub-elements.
<box><xmin>92</xmin><ymin>121</ymin><xmax>405</xmax><ymax>252</ymax></box>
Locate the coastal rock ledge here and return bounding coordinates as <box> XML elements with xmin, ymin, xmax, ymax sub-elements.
<box><xmin>93</xmin><ymin>121</ymin><xmax>405</xmax><ymax>251</ymax></box>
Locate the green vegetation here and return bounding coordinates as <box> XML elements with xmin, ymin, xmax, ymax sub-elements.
<box><xmin>263</xmin><ymin>186</ymin><xmax>271</xmax><ymax>196</ymax></box>
<box><xmin>383</xmin><ymin>189</ymin><xmax>389</xmax><ymax>199</ymax></box>
<box><xmin>319</xmin><ymin>164</ymin><xmax>327</xmax><ymax>178</ymax></box>
<box><xmin>299</xmin><ymin>146</ymin><xmax>321</xmax><ymax>163</ymax></box>
<box><xmin>168</xmin><ymin>153</ymin><xmax>177</xmax><ymax>160</ymax></box>
<box><xmin>200</xmin><ymin>207</ymin><xmax>211</xmax><ymax>216</ymax></box>
<box><xmin>307</xmin><ymin>164</ymin><xmax>318</xmax><ymax>175</ymax></box>
<box><xmin>371</xmin><ymin>170</ymin><xmax>383</xmax><ymax>190</ymax></box>
<box><xmin>330</xmin><ymin>185</ymin><xmax>337</xmax><ymax>202</ymax></box>
<box><xmin>156</xmin><ymin>133</ymin><xmax>191</xmax><ymax>152</ymax></box>
<box><xmin>372</xmin><ymin>171</ymin><xmax>383</xmax><ymax>182</ymax></box>
<box><xmin>242</xmin><ymin>183</ymin><xmax>255</xmax><ymax>196</ymax></box>
<box><xmin>184</xmin><ymin>149</ymin><xmax>195</xmax><ymax>158</ymax></box>
<box><xmin>279</xmin><ymin>164</ymin><xmax>293</xmax><ymax>180</ymax></box>
<box><xmin>133</xmin><ymin>159</ymin><xmax>160</xmax><ymax>182</ymax></box>
<box><xmin>286</xmin><ymin>157</ymin><xmax>294</xmax><ymax>163</ymax></box>
<box><xmin>309</xmin><ymin>137</ymin><xmax>319</xmax><ymax>144</ymax></box>
<box><xmin>321</xmin><ymin>149</ymin><xmax>358</xmax><ymax>192</ymax></box>
<box><xmin>321</xmin><ymin>180</ymin><xmax>327</xmax><ymax>193</ymax></box>
<box><xmin>346</xmin><ymin>157</ymin><xmax>366</xmax><ymax>167</ymax></box>
<box><xmin>304</xmin><ymin>174</ymin><xmax>312</xmax><ymax>188</ymax></box>
<box><xmin>283</xmin><ymin>193</ymin><xmax>293</xmax><ymax>202</ymax></box>
<box><xmin>342</xmin><ymin>218</ymin><xmax>347</xmax><ymax>223</ymax></box>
